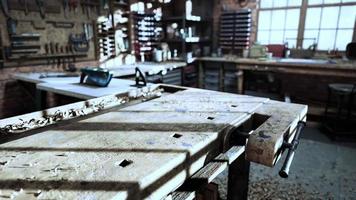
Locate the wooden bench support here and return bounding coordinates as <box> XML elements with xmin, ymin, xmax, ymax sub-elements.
<box><xmin>227</xmin><ymin>153</ymin><xmax>250</xmax><ymax>200</ymax></box>
<box><xmin>165</xmin><ymin>191</ymin><xmax>196</xmax><ymax>200</ymax></box>
<box><xmin>172</xmin><ymin>146</ymin><xmax>247</xmax><ymax>200</ymax></box>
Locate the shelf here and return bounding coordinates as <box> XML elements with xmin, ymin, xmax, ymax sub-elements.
<box><xmin>112</xmin><ymin>1</ymin><xmax>129</xmax><ymax>7</ymax></box>
<box><xmin>161</xmin><ymin>16</ymin><xmax>211</xmax><ymax>23</ymax></box>
<box><xmin>8</xmin><ymin>53</ymin><xmax>87</xmax><ymax>60</ymax></box>
<box><xmin>163</xmin><ymin>38</ymin><xmax>211</xmax><ymax>43</ymax></box>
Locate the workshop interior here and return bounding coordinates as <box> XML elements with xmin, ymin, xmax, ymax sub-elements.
<box><xmin>0</xmin><ymin>0</ymin><xmax>355</xmax><ymax>199</ymax></box>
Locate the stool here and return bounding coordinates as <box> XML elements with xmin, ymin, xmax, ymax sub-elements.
<box><xmin>324</xmin><ymin>83</ymin><xmax>356</xmax><ymax>121</ymax></box>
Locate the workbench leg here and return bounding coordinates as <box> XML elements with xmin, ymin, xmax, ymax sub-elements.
<box><xmin>198</xmin><ymin>61</ymin><xmax>204</xmax><ymax>88</ymax></box>
<box><xmin>220</xmin><ymin>63</ymin><xmax>224</xmax><ymax>92</ymax></box>
<box><xmin>227</xmin><ymin>153</ymin><xmax>250</xmax><ymax>200</ymax></box>
<box><xmin>236</xmin><ymin>69</ymin><xmax>244</xmax><ymax>94</ymax></box>
<box><xmin>35</xmin><ymin>90</ymin><xmax>47</xmax><ymax>111</ymax></box>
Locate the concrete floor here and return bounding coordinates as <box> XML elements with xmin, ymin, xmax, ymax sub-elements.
<box><xmin>215</xmin><ymin>122</ymin><xmax>356</xmax><ymax>199</ymax></box>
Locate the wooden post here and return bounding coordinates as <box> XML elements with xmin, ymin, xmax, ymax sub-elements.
<box><xmin>236</xmin><ymin>68</ymin><xmax>244</xmax><ymax>94</ymax></box>
<box><xmin>198</xmin><ymin>61</ymin><xmax>204</xmax><ymax>88</ymax></box>
<box><xmin>35</xmin><ymin>90</ymin><xmax>47</xmax><ymax>110</ymax></box>
<box><xmin>219</xmin><ymin>63</ymin><xmax>224</xmax><ymax>92</ymax></box>
<box><xmin>227</xmin><ymin>153</ymin><xmax>250</xmax><ymax>200</ymax></box>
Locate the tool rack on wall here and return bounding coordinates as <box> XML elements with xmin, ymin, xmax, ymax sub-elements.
<box><xmin>219</xmin><ymin>9</ymin><xmax>252</xmax><ymax>55</ymax></box>
<box><xmin>0</xmin><ymin>0</ymin><xmax>101</xmax><ymax>68</ymax></box>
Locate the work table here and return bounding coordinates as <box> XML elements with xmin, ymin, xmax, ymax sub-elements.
<box><xmin>198</xmin><ymin>57</ymin><xmax>356</xmax><ymax>73</ymax></box>
<box><xmin>197</xmin><ymin>56</ymin><xmax>356</xmax><ymax>96</ymax></box>
<box><xmin>13</xmin><ymin>61</ymin><xmax>187</xmax><ymax>83</ymax></box>
<box><xmin>0</xmin><ymin>84</ymin><xmax>307</xmax><ymax>200</ymax></box>
<box><xmin>103</xmin><ymin>61</ymin><xmax>187</xmax><ymax>77</ymax></box>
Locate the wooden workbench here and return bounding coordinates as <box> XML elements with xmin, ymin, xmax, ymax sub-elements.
<box><xmin>106</xmin><ymin>61</ymin><xmax>187</xmax><ymax>77</ymax></box>
<box><xmin>197</xmin><ymin>56</ymin><xmax>356</xmax><ymax>101</ymax></box>
<box><xmin>0</xmin><ymin>85</ymin><xmax>307</xmax><ymax>200</ymax></box>
<box><xmin>13</xmin><ymin>73</ymin><xmax>155</xmax><ymax>110</ymax></box>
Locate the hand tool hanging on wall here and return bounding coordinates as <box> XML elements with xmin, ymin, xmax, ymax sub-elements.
<box><xmin>69</xmin><ymin>33</ymin><xmax>90</xmax><ymax>52</ymax></box>
<box><xmin>81</xmin><ymin>0</ymin><xmax>90</xmax><ymax>18</ymax></box>
<box><xmin>83</xmin><ymin>23</ymin><xmax>93</xmax><ymax>40</ymax></box>
<box><xmin>69</xmin><ymin>0</ymin><xmax>79</xmax><ymax>13</ymax></box>
<box><xmin>0</xmin><ymin>0</ymin><xmax>9</xmax><ymax>17</ymax></box>
<box><xmin>7</xmin><ymin>18</ymin><xmax>17</xmax><ymax>35</ymax></box>
<box><xmin>49</xmin><ymin>42</ymin><xmax>55</xmax><ymax>67</ymax></box>
<box><xmin>55</xmin><ymin>43</ymin><xmax>61</xmax><ymax>69</ymax></box>
<box><xmin>19</xmin><ymin>0</ymin><xmax>29</xmax><ymax>15</ymax></box>
<box><xmin>64</xmin><ymin>45</ymin><xmax>77</xmax><ymax>72</ymax></box>
<box><xmin>46</xmin><ymin>21</ymin><xmax>75</xmax><ymax>29</ymax></box>
<box><xmin>35</xmin><ymin>0</ymin><xmax>45</xmax><ymax>19</ymax></box>
<box><xmin>63</xmin><ymin>0</ymin><xmax>69</xmax><ymax>18</ymax></box>
<box><xmin>45</xmin><ymin>43</ymin><xmax>50</xmax><ymax>65</ymax></box>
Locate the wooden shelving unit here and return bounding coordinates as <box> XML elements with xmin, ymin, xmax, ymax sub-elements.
<box><xmin>159</xmin><ymin>1</ymin><xmax>212</xmax><ymax>88</ymax></box>
<box><xmin>161</xmin><ymin>15</ymin><xmax>212</xmax><ymax>63</ymax></box>
<box><xmin>95</xmin><ymin>0</ymin><xmax>131</xmax><ymax>61</ymax></box>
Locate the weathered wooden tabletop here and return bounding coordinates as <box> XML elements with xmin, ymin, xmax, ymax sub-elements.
<box><xmin>0</xmin><ymin>86</ymin><xmax>307</xmax><ymax>200</ymax></box>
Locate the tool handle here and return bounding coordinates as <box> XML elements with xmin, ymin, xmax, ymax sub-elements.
<box><xmin>279</xmin><ymin>121</ymin><xmax>306</xmax><ymax>178</ymax></box>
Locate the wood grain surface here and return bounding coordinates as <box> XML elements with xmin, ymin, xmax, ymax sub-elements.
<box><xmin>0</xmin><ymin>86</ymin><xmax>307</xmax><ymax>199</ymax></box>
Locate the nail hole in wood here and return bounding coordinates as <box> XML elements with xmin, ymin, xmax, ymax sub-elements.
<box><xmin>172</xmin><ymin>133</ymin><xmax>182</xmax><ymax>138</ymax></box>
<box><xmin>119</xmin><ymin>159</ymin><xmax>133</xmax><ymax>168</ymax></box>
<box><xmin>207</xmin><ymin>116</ymin><xmax>215</xmax><ymax>120</ymax></box>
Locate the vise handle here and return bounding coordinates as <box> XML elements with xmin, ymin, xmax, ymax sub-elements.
<box><xmin>279</xmin><ymin>121</ymin><xmax>306</xmax><ymax>178</ymax></box>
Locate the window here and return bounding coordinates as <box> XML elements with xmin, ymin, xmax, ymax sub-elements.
<box><xmin>304</xmin><ymin>1</ymin><xmax>356</xmax><ymax>50</ymax></box>
<box><xmin>258</xmin><ymin>0</ymin><xmax>356</xmax><ymax>51</ymax></box>
<box><xmin>257</xmin><ymin>0</ymin><xmax>302</xmax><ymax>48</ymax></box>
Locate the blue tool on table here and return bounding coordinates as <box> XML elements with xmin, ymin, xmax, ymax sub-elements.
<box><xmin>80</xmin><ymin>67</ymin><xmax>113</xmax><ymax>87</ymax></box>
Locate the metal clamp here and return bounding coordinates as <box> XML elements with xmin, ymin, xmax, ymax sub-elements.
<box><xmin>133</xmin><ymin>67</ymin><xmax>147</xmax><ymax>88</ymax></box>
<box><xmin>279</xmin><ymin>121</ymin><xmax>306</xmax><ymax>178</ymax></box>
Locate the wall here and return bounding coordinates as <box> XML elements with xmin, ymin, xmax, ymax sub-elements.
<box><xmin>0</xmin><ymin>0</ymin><xmax>100</xmax><ymax>65</ymax></box>
<box><xmin>212</xmin><ymin>0</ymin><xmax>258</xmax><ymax>50</ymax></box>
<box><xmin>0</xmin><ymin>0</ymin><xmax>101</xmax><ymax>118</ymax></box>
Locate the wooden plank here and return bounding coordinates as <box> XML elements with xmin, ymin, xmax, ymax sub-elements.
<box><xmin>0</xmin><ymin>84</ymin><xmax>162</xmax><ymax>135</ymax></box>
<box><xmin>0</xmin><ymin>129</ymin><xmax>220</xmax><ymax>199</ymax></box>
<box><xmin>246</xmin><ymin>100</ymin><xmax>308</xmax><ymax>166</ymax></box>
<box><xmin>165</xmin><ymin>191</ymin><xmax>196</xmax><ymax>200</ymax></box>
<box><xmin>191</xmin><ymin>162</ymin><xmax>227</xmax><ymax>184</ymax></box>
<box><xmin>214</xmin><ymin>146</ymin><xmax>245</xmax><ymax>164</ymax></box>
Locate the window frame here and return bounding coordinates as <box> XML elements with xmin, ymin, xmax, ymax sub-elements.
<box><xmin>257</xmin><ymin>0</ymin><xmax>356</xmax><ymax>51</ymax></box>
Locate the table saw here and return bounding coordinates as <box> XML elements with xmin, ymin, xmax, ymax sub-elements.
<box><xmin>0</xmin><ymin>84</ymin><xmax>307</xmax><ymax>200</ymax></box>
